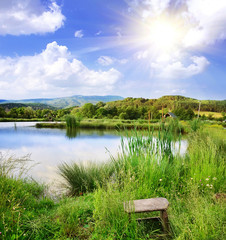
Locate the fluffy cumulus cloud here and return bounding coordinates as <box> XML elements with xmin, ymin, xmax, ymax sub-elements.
<box><xmin>151</xmin><ymin>56</ymin><xmax>209</xmax><ymax>79</ymax></box>
<box><xmin>0</xmin><ymin>0</ymin><xmax>65</xmax><ymax>35</ymax></box>
<box><xmin>183</xmin><ymin>0</ymin><xmax>226</xmax><ymax>47</ymax></box>
<box><xmin>0</xmin><ymin>42</ymin><xmax>121</xmax><ymax>98</ymax></box>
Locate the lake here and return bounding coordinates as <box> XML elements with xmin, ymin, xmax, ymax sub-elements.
<box><xmin>0</xmin><ymin>122</ymin><xmax>122</xmax><ymax>184</ymax></box>
<box><xmin>0</xmin><ymin>122</ymin><xmax>187</xmax><ymax>185</ymax></box>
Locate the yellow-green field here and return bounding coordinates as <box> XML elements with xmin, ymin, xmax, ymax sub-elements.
<box><xmin>194</xmin><ymin>111</ymin><xmax>223</xmax><ymax>118</ymax></box>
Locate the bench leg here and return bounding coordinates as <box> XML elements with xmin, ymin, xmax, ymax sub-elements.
<box><xmin>160</xmin><ymin>210</ymin><xmax>169</xmax><ymax>233</ymax></box>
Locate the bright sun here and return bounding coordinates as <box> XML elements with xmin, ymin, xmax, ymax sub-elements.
<box><xmin>149</xmin><ymin>19</ymin><xmax>180</xmax><ymax>50</ymax></box>
<box><xmin>136</xmin><ymin>16</ymin><xmax>185</xmax><ymax>55</ymax></box>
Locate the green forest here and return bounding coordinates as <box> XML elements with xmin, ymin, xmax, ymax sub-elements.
<box><xmin>0</xmin><ymin>95</ymin><xmax>225</xmax><ymax>121</ymax></box>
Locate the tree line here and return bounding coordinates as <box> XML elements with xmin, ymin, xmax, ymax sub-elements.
<box><xmin>0</xmin><ymin>106</ymin><xmax>71</xmax><ymax>120</ymax></box>
<box><xmin>0</xmin><ymin>95</ymin><xmax>225</xmax><ymax>121</ymax></box>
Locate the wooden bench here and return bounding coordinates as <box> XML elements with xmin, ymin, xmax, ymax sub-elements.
<box><xmin>124</xmin><ymin>197</ymin><xmax>169</xmax><ymax>232</ymax></box>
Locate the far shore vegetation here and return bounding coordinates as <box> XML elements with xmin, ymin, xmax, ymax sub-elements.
<box><xmin>0</xmin><ymin>96</ymin><xmax>225</xmax><ymax>132</ymax></box>
<box><xmin>0</xmin><ymin>96</ymin><xmax>225</xmax><ymax>122</ymax></box>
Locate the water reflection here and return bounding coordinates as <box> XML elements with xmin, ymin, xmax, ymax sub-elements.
<box><xmin>0</xmin><ymin>122</ymin><xmax>188</xmax><ymax>185</ymax></box>
<box><xmin>0</xmin><ymin>122</ymin><xmax>122</xmax><ymax>183</ymax></box>
<box><xmin>66</xmin><ymin>128</ymin><xmax>78</xmax><ymax>139</ymax></box>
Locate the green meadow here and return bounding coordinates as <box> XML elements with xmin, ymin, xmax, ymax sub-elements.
<box><xmin>0</xmin><ymin>120</ymin><xmax>225</xmax><ymax>240</ymax></box>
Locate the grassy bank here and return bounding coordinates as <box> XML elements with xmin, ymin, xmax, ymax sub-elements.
<box><xmin>0</xmin><ymin>118</ymin><xmax>45</xmax><ymax>122</ymax></box>
<box><xmin>60</xmin><ymin>128</ymin><xmax>225</xmax><ymax>239</ymax></box>
<box><xmin>35</xmin><ymin>118</ymin><xmax>187</xmax><ymax>133</ymax></box>
<box><xmin>0</xmin><ymin>127</ymin><xmax>225</xmax><ymax>239</ymax></box>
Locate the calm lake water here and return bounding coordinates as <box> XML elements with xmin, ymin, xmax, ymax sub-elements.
<box><xmin>0</xmin><ymin>122</ymin><xmax>187</xmax><ymax>185</ymax></box>
<box><xmin>0</xmin><ymin>122</ymin><xmax>122</xmax><ymax>184</ymax></box>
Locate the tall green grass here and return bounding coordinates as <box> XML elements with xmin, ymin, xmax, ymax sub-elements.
<box><xmin>189</xmin><ymin>118</ymin><xmax>202</xmax><ymax>132</ymax></box>
<box><xmin>58</xmin><ymin>161</ymin><xmax>114</xmax><ymax>196</ymax></box>
<box><xmin>92</xmin><ymin>129</ymin><xmax>225</xmax><ymax>239</ymax></box>
<box><xmin>0</xmin><ymin>153</ymin><xmax>58</xmax><ymax>240</ymax></box>
<box><xmin>65</xmin><ymin>115</ymin><xmax>79</xmax><ymax>128</ymax></box>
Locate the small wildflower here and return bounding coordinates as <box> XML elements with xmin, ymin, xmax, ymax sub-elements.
<box><xmin>0</xmin><ymin>232</ymin><xmax>1</xmax><ymax>235</ymax></box>
<box><xmin>213</xmin><ymin>177</ymin><xmax>217</xmax><ymax>180</ymax></box>
<box><xmin>206</xmin><ymin>178</ymin><xmax>209</xmax><ymax>181</ymax></box>
<box><xmin>210</xmin><ymin>185</ymin><xmax>213</xmax><ymax>189</ymax></box>
<box><xmin>206</xmin><ymin>184</ymin><xmax>209</xmax><ymax>187</ymax></box>
<box><xmin>159</xmin><ymin>179</ymin><xmax>162</xmax><ymax>182</ymax></box>
<box><xmin>200</xmin><ymin>180</ymin><xmax>202</xmax><ymax>182</ymax></box>
<box><xmin>190</xmin><ymin>178</ymin><xmax>193</xmax><ymax>180</ymax></box>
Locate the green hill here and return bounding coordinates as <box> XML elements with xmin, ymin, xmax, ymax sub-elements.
<box><xmin>1</xmin><ymin>95</ymin><xmax>124</xmax><ymax>109</ymax></box>
<box><xmin>0</xmin><ymin>103</ymin><xmax>56</xmax><ymax>110</ymax></box>
<box><xmin>106</xmin><ymin>95</ymin><xmax>226</xmax><ymax>113</ymax></box>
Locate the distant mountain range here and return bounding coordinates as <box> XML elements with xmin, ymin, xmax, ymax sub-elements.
<box><xmin>0</xmin><ymin>95</ymin><xmax>124</xmax><ymax>109</ymax></box>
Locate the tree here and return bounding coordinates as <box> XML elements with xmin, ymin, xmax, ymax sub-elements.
<box><xmin>95</xmin><ymin>101</ymin><xmax>106</xmax><ymax>108</ymax></box>
<box><xmin>24</xmin><ymin>107</ymin><xmax>35</xmax><ymax>119</ymax></box>
<box><xmin>81</xmin><ymin>103</ymin><xmax>96</xmax><ymax>118</ymax></box>
<box><xmin>96</xmin><ymin>107</ymin><xmax>108</xmax><ymax>118</ymax></box>
<box><xmin>119</xmin><ymin>112</ymin><xmax>129</xmax><ymax>119</ymax></box>
<box><xmin>185</xmin><ymin>108</ymin><xmax>195</xmax><ymax>120</ymax></box>
<box><xmin>9</xmin><ymin>108</ymin><xmax>18</xmax><ymax>118</ymax></box>
<box><xmin>0</xmin><ymin>107</ymin><xmax>6</xmax><ymax>117</ymax></box>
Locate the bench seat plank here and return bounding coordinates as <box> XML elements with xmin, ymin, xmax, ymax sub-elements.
<box><xmin>124</xmin><ymin>197</ymin><xmax>169</xmax><ymax>213</ymax></box>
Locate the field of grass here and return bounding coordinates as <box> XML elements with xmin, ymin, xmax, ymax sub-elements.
<box><xmin>194</xmin><ymin>111</ymin><xmax>223</xmax><ymax>118</ymax></box>
<box><xmin>0</xmin><ymin>125</ymin><xmax>225</xmax><ymax>239</ymax></box>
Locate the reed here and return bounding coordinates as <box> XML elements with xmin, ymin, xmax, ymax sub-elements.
<box><xmin>58</xmin><ymin>161</ymin><xmax>114</xmax><ymax>196</ymax></box>
<box><xmin>65</xmin><ymin>115</ymin><xmax>79</xmax><ymax>128</ymax></box>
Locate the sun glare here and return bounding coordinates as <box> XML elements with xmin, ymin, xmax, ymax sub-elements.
<box><xmin>149</xmin><ymin>19</ymin><xmax>179</xmax><ymax>50</ymax></box>
<box><xmin>135</xmin><ymin>16</ymin><xmax>186</xmax><ymax>56</ymax></box>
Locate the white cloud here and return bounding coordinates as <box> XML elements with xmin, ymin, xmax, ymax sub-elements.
<box><xmin>151</xmin><ymin>56</ymin><xmax>209</xmax><ymax>79</ymax></box>
<box><xmin>183</xmin><ymin>0</ymin><xmax>226</xmax><ymax>47</ymax></box>
<box><xmin>98</xmin><ymin>56</ymin><xmax>128</xmax><ymax>66</ymax></box>
<box><xmin>0</xmin><ymin>0</ymin><xmax>65</xmax><ymax>35</ymax></box>
<box><xmin>125</xmin><ymin>0</ymin><xmax>224</xmax><ymax>80</ymax></box>
<box><xmin>127</xmin><ymin>0</ymin><xmax>171</xmax><ymax>18</ymax></box>
<box><xmin>74</xmin><ymin>30</ymin><xmax>84</xmax><ymax>38</ymax></box>
<box><xmin>0</xmin><ymin>42</ymin><xmax>122</xmax><ymax>98</ymax></box>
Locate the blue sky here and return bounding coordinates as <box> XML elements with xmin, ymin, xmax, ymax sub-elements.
<box><xmin>0</xmin><ymin>0</ymin><xmax>225</xmax><ymax>100</ymax></box>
